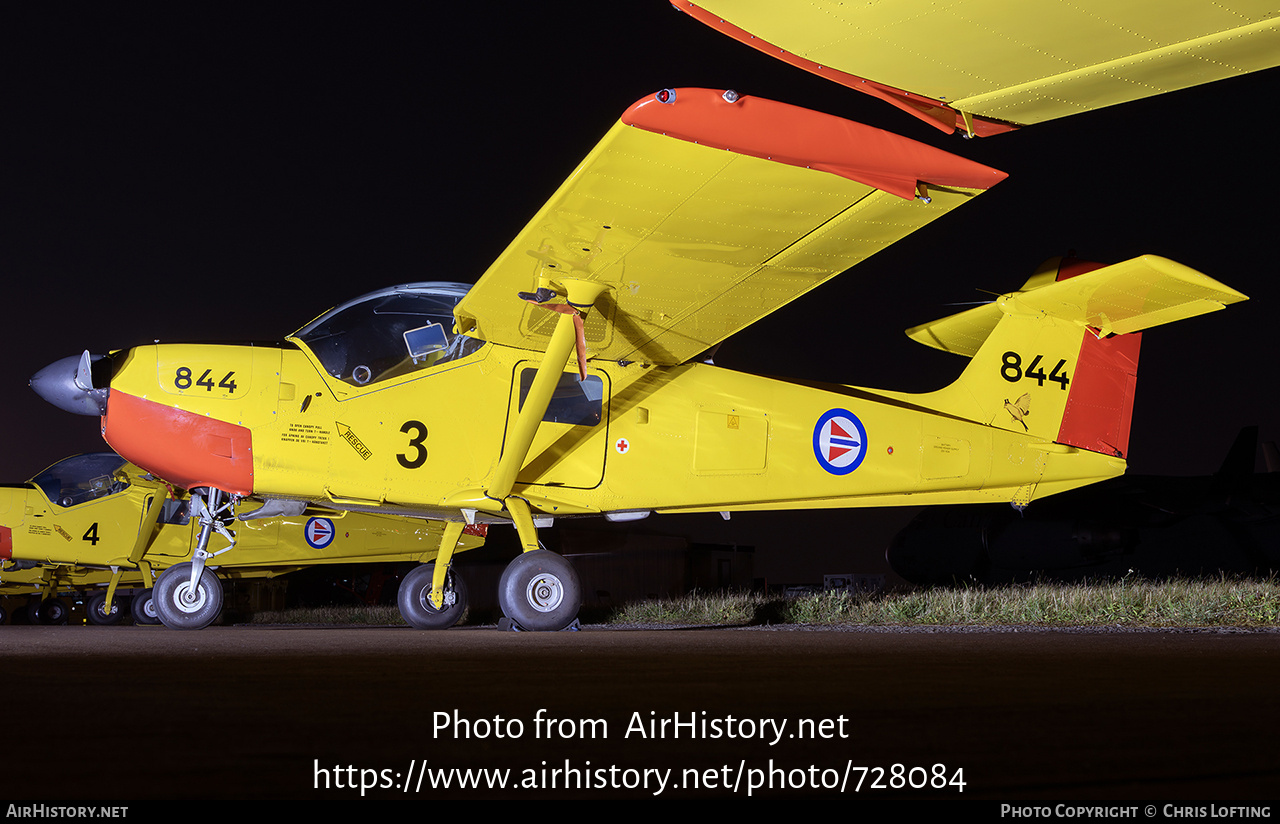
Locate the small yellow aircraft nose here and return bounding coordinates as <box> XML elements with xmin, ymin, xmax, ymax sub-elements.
<box><xmin>30</xmin><ymin>352</ymin><xmax>109</xmax><ymax>416</ymax></box>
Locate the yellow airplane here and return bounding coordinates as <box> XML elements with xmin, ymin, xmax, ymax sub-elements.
<box><xmin>3</xmin><ymin>560</ymin><xmax>124</xmax><ymax>625</ymax></box>
<box><xmin>29</xmin><ymin>81</ymin><xmax>1247</xmax><ymax>631</ymax></box>
<box><xmin>0</xmin><ymin>452</ymin><xmax>485</xmax><ymax>628</ymax></box>
<box><xmin>1</xmin><ymin>562</ymin><xmax>148</xmax><ymax>625</ymax></box>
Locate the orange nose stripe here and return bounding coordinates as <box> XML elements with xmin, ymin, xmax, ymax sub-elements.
<box><xmin>101</xmin><ymin>391</ymin><xmax>254</xmax><ymax>494</ymax></box>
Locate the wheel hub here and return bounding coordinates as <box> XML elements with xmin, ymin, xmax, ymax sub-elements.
<box><xmin>526</xmin><ymin>574</ymin><xmax>564</xmax><ymax>613</ymax></box>
<box><xmin>418</xmin><ymin>587</ymin><xmax>455</xmax><ymax>612</ymax></box>
<box><xmin>175</xmin><ymin>583</ymin><xmax>207</xmax><ymax>614</ymax></box>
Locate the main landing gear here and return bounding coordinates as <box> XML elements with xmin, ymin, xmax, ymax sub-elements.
<box><xmin>492</xmin><ymin>498</ymin><xmax>582</xmax><ymax>631</ymax></box>
<box><xmin>497</xmin><ymin>549</ymin><xmax>580</xmax><ymax>632</ymax></box>
<box><xmin>33</xmin><ymin>597</ymin><xmax>69</xmax><ymax>625</ymax></box>
<box><xmin>87</xmin><ymin>592</ymin><xmax>123</xmax><ymax>625</ymax></box>
<box><xmin>131</xmin><ymin>590</ymin><xmax>161</xmax><ymax>625</ymax></box>
<box><xmin>395</xmin><ymin>516</ymin><xmax>581</xmax><ymax>632</ymax></box>
<box><xmin>395</xmin><ymin>549</ymin><xmax>581</xmax><ymax>632</ymax></box>
<box><xmin>398</xmin><ymin>563</ymin><xmax>468</xmax><ymax>629</ymax></box>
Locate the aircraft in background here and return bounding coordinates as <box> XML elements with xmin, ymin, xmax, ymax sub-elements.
<box><xmin>888</xmin><ymin>427</ymin><xmax>1280</xmax><ymax>584</ymax></box>
<box><xmin>2</xmin><ymin>561</ymin><xmax>144</xmax><ymax>625</ymax></box>
<box><xmin>0</xmin><ymin>453</ymin><xmax>485</xmax><ymax>628</ymax></box>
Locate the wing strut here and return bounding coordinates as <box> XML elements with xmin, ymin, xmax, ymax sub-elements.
<box><xmin>100</xmin><ymin>489</ymin><xmax>168</xmax><ymax>611</ymax></box>
<box><xmin>486</xmin><ymin>278</ymin><xmax>610</xmax><ymax>513</ymax></box>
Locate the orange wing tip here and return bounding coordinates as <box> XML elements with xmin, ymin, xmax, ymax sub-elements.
<box><xmin>102</xmin><ymin>391</ymin><xmax>254</xmax><ymax>495</ymax></box>
<box><xmin>669</xmin><ymin>1</ymin><xmax>1019</xmax><ymax>138</ymax></box>
<box><xmin>622</xmin><ymin>87</ymin><xmax>1007</xmax><ymax>199</ymax></box>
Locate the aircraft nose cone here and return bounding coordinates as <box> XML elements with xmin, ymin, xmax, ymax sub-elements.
<box><xmin>30</xmin><ymin>352</ymin><xmax>109</xmax><ymax>416</ymax></box>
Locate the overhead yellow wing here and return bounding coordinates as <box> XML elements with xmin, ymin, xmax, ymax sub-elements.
<box><xmin>453</xmin><ymin>88</ymin><xmax>1006</xmax><ymax>366</ymax></box>
<box><xmin>673</xmin><ymin>0</ymin><xmax>1280</xmax><ymax>135</ymax></box>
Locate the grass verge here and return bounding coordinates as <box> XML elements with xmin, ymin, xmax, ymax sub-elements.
<box><xmin>247</xmin><ymin>604</ymin><xmax>406</xmax><ymax>626</ymax></box>
<box><xmin>606</xmin><ymin>577</ymin><xmax>1280</xmax><ymax>628</ymax></box>
<box><xmin>246</xmin><ymin>576</ymin><xmax>1280</xmax><ymax>628</ymax></box>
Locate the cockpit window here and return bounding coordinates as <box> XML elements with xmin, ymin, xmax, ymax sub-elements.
<box><xmin>32</xmin><ymin>453</ymin><xmax>129</xmax><ymax>508</ymax></box>
<box><xmin>292</xmin><ymin>282</ymin><xmax>484</xmax><ymax>387</ymax></box>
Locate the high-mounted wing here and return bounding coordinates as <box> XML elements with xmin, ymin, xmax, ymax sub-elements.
<box><xmin>672</xmin><ymin>0</ymin><xmax>1280</xmax><ymax>136</ymax></box>
<box><xmin>453</xmin><ymin>88</ymin><xmax>1006</xmax><ymax>367</ymax></box>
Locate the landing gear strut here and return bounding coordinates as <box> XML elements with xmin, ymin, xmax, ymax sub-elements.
<box><xmin>152</xmin><ymin>487</ymin><xmax>234</xmax><ymax>630</ymax></box>
<box><xmin>479</xmin><ymin>280</ymin><xmax>599</xmax><ymax>632</ymax></box>
<box><xmin>87</xmin><ymin>592</ymin><xmax>123</xmax><ymax>625</ymax></box>
<box><xmin>397</xmin><ymin>563</ymin><xmax>468</xmax><ymax>629</ymax></box>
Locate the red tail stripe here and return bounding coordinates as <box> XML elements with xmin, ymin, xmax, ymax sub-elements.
<box><xmin>1056</xmin><ymin>326</ymin><xmax>1142</xmax><ymax>458</ymax></box>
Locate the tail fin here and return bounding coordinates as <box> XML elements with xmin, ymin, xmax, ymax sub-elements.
<box><xmin>1215</xmin><ymin>426</ymin><xmax>1259</xmax><ymax>479</ymax></box>
<box><xmin>899</xmin><ymin>255</ymin><xmax>1246</xmax><ymax>458</ymax></box>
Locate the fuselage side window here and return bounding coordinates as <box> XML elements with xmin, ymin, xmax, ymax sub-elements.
<box><xmin>517</xmin><ymin>370</ymin><xmax>604</xmax><ymax>427</ymax></box>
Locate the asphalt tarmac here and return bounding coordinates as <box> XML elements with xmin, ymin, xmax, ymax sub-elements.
<box><xmin>4</xmin><ymin>624</ymin><xmax>1277</xmax><ymax>801</ymax></box>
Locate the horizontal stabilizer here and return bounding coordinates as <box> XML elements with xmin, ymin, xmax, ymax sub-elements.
<box><xmin>878</xmin><ymin>255</ymin><xmax>1246</xmax><ymax>459</ymax></box>
<box><xmin>907</xmin><ymin>255</ymin><xmax>1247</xmax><ymax>357</ymax></box>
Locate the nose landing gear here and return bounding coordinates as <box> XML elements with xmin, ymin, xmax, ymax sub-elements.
<box><xmin>153</xmin><ymin>488</ymin><xmax>234</xmax><ymax>630</ymax></box>
<box><xmin>153</xmin><ymin>562</ymin><xmax>224</xmax><ymax>630</ymax></box>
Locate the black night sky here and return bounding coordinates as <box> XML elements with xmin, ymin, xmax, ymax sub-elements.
<box><xmin>5</xmin><ymin>3</ymin><xmax>1277</xmax><ymax>580</ymax></box>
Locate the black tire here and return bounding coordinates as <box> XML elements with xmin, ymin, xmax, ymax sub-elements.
<box><xmin>153</xmin><ymin>563</ymin><xmax>223</xmax><ymax>630</ymax></box>
<box><xmin>397</xmin><ymin>563</ymin><xmax>468</xmax><ymax>629</ymax></box>
<box><xmin>87</xmin><ymin>592</ymin><xmax>123</xmax><ymax>626</ymax></box>
<box><xmin>34</xmin><ymin>597</ymin><xmax>69</xmax><ymax>625</ymax></box>
<box><xmin>497</xmin><ymin>550</ymin><xmax>580</xmax><ymax>631</ymax></box>
<box><xmin>0</xmin><ymin>605</ymin><xmax>7</xmax><ymax>625</ymax></box>
<box><xmin>130</xmin><ymin>590</ymin><xmax>161</xmax><ymax>625</ymax></box>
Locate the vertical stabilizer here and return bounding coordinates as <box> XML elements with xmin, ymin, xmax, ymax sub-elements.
<box><xmin>892</xmin><ymin>255</ymin><xmax>1246</xmax><ymax>458</ymax></box>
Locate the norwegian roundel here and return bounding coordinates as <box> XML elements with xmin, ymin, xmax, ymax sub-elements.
<box><xmin>812</xmin><ymin>408</ymin><xmax>868</xmax><ymax>475</ymax></box>
<box><xmin>305</xmin><ymin>516</ymin><xmax>336</xmax><ymax>549</ymax></box>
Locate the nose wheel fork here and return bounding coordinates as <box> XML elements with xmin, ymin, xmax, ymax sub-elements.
<box><xmin>153</xmin><ymin>488</ymin><xmax>235</xmax><ymax>630</ymax></box>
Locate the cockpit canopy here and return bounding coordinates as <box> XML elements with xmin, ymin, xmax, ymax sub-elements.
<box><xmin>32</xmin><ymin>453</ymin><xmax>129</xmax><ymax>508</ymax></box>
<box><xmin>292</xmin><ymin>282</ymin><xmax>481</xmax><ymax>387</ymax></box>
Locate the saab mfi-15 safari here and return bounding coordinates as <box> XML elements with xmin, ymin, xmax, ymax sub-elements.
<box><xmin>0</xmin><ymin>452</ymin><xmax>484</xmax><ymax>628</ymax></box>
<box><xmin>31</xmin><ymin>0</ymin><xmax>1271</xmax><ymax>631</ymax></box>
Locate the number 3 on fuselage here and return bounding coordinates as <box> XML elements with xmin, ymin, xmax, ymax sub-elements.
<box><xmin>29</xmin><ymin>89</ymin><xmax>1246</xmax><ymax>632</ymax></box>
